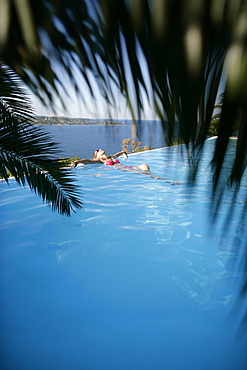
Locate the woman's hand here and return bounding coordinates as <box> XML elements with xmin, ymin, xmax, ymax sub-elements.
<box><xmin>70</xmin><ymin>160</ymin><xmax>78</xmax><ymax>167</ymax></box>
<box><xmin>111</xmin><ymin>150</ymin><xmax>126</xmax><ymax>158</ymax></box>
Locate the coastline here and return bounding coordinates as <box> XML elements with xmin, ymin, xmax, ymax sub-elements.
<box><xmin>34</xmin><ymin>116</ymin><xmax>126</xmax><ymax>126</ymax></box>
<box><xmin>35</xmin><ymin>122</ymin><xmax>126</xmax><ymax>126</ymax></box>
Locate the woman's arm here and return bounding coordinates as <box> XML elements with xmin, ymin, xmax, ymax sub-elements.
<box><xmin>70</xmin><ymin>158</ymin><xmax>101</xmax><ymax>167</ymax></box>
<box><xmin>111</xmin><ymin>150</ymin><xmax>128</xmax><ymax>158</ymax></box>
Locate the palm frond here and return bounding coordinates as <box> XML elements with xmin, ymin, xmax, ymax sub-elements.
<box><xmin>0</xmin><ymin>0</ymin><xmax>101</xmax><ymax>110</ymax></box>
<box><xmin>0</xmin><ymin>62</ymin><xmax>82</xmax><ymax>215</ymax></box>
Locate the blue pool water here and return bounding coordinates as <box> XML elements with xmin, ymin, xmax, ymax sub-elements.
<box><xmin>0</xmin><ymin>139</ymin><xmax>247</xmax><ymax>369</ymax></box>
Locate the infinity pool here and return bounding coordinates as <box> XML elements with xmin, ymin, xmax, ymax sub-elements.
<box><xmin>0</xmin><ymin>139</ymin><xmax>246</xmax><ymax>369</ymax></box>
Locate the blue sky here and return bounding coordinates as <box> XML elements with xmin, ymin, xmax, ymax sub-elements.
<box><xmin>30</xmin><ymin>0</ymin><xmax>226</xmax><ymax>120</ymax></box>
<box><xmin>30</xmin><ymin>43</ymin><xmax>225</xmax><ymax>120</ymax></box>
<box><xmin>29</xmin><ymin>0</ymin><xmax>228</xmax><ymax>120</ymax></box>
<box><xmin>30</xmin><ymin>44</ymin><xmax>156</xmax><ymax>120</ymax></box>
<box><xmin>31</xmin><ymin>7</ymin><xmax>225</xmax><ymax>121</ymax></box>
<box><xmin>31</xmin><ymin>72</ymin><xmax>224</xmax><ymax>120</ymax></box>
<box><xmin>31</xmin><ymin>73</ymin><xmax>156</xmax><ymax>120</ymax></box>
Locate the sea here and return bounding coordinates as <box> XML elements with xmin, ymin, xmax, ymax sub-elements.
<box><xmin>38</xmin><ymin>119</ymin><xmax>166</xmax><ymax>159</ymax></box>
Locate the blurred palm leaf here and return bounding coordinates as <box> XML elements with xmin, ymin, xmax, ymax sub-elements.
<box><xmin>97</xmin><ymin>0</ymin><xmax>247</xmax><ymax>187</ymax></box>
<box><xmin>0</xmin><ymin>63</ymin><xmax>82</xmax><ymax>215</ymax></box>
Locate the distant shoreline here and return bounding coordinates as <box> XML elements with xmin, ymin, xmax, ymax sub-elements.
<box><xmin>34</xmin><ymin>116</ymin><xmax>126</xmax><ymax>126</ymax></box>
<box><xmin>35</xmin><ymin>123</ymin><xmax>126</xmax><ymax>126</ymax></box>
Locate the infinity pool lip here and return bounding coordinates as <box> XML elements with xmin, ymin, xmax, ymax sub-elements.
<box><xmin>206</xmin><ymin>135</ymin><xmax>238</xmax><ymax>141</ymax></box>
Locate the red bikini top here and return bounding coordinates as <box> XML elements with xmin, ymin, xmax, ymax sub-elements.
<box><xmin>105</xmin><ymin>159</ymin><xmax>120</xmax><ymax>166</ymax></box>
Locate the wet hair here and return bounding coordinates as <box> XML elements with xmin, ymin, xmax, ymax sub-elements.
<box><xmin>92</xmin><ymin>150</ymin><xmax>99</xmax><ymax>159</ymax></box>
<box><xmin>92</xmin><ymin>149</ymin><xmax>109</xmax><ymax>161</ymax></box>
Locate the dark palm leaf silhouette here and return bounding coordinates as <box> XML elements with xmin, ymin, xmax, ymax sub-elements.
<box><xmin>98</xmin><ymin>0</ymin><xmax>247</xmax><ymax>186</ymax></box>
<box><xmin>0</xmin><ymin>63</ymin><xmax>82</xmax><ymax>215</ymax></box>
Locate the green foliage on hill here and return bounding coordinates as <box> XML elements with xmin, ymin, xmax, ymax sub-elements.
<box><xmin>58</xmin><ymin>157</ymin><xmax>81</xmax><ymax>167</ymax></box>
<box><xmin>208</xmin><ymin>93</ymin><xmax>242</xmax><ymax>137</ymax></box>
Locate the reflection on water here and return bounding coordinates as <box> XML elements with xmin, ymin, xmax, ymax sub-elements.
<box><xmin>0</xmin><ymin>140</ymin><xmax>247</xmax><ymax>370</ymax></box>
<box><xmin>133</xmin><ymin>178</ymin><xmax>246</xmax><ymax>311</ymax></box>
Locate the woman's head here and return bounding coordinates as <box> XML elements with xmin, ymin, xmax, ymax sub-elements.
<box><xmin>92</xmin><ymin>149</ymin><xmax>105</xmax><ymax>159</ymax></box>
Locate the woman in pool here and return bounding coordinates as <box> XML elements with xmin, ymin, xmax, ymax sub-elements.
<box><xmin>70</xmin><ymin>149</ymin><xmax>150</xmax><ymax>171</ymax></box>
<box><xmin>70</xmin><ymin>149</ymin><xmax>182</xmax><ymax>184</ymax></box>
